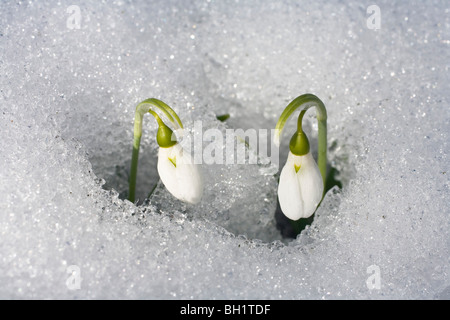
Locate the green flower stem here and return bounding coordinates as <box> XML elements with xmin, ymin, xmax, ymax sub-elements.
<box><xmin>138</xmin><ymin>98</ymin><xmax>184</xmax><ymax>130</ymax></box>
<box><xmin>317</xmin><ymin>115</ymin><xmax>327</xmax><ymax>189</ymax></box>
<box><xmin>148</xmin><ymin>109</ymin><xmax>163</xmax><ymax>127</ymax></box>
<box><xmin>129</xmin><ymin>136</ymin><xmax>141</xmax><ymax>203</ymax></box>
<box><xmin>297</xmin><ymin>110</ymin><xmax>306</xmax><ymax>133</ymax></box>
<box><xmin>128</xmin><ymin>98</ymin><xmax>184</xmax><ymax>203</ymax></box>
<box><xmin>275</xmin><ymin>93</ymin><xmax>328</xmax><ymax>189</ymax></box>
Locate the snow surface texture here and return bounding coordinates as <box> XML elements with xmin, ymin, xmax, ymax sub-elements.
<box><xmin>1</xmin><ymin>0</ymin><xmax>449</xmax><ymax>299</ymax></box>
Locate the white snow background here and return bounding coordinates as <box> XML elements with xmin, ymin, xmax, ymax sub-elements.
<box><xmin>0</xmin><ymin>0</ymin><xmax>449</xmax><ymax>299</ymax></box>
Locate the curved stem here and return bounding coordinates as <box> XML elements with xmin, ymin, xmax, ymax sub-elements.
<box><xmin>136</xmin><ymin>98</ymin><xmax>183</xmax><ymax>130</ymax></box>
<box><xmin>275</xmin><ymin>93</ymin><xmax>327</xmax><ymax>189</ymax></box>
<box><xmin>128</xmin><ymin>98</ymin><xmax>184</xmax><ymax>203</ymax></box>
<box><xmin>297</xmin><ymin>109</ymin><xmax>307</xmax><ymax>133</ymax></box>
<box><xmin>148</xmin><ymin>109</ymin><xmax>164</xmax><ymax>127</ymax></box>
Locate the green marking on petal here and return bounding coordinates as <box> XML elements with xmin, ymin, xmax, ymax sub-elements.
<box><xmin>169</xmin><ymin>156</ymin><xmax>177</xmax><ymax>168</ymax></box>
<box><xmin>294</xmin><ymin>164</ymin><xmax>301</xmax><ymax>173</ymax></box>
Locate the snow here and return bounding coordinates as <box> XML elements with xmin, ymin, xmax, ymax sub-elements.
<box><xmin>0</xmin><ymin>0</ymin><xmax>449</xmax><ymax>299</ymax></box>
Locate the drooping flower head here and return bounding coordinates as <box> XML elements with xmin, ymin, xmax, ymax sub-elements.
<box><xmin>129</xmin><ymin>98</ymin><xmax>203</xmax><ymax>204</ymax></box>
<box><xmin>157</xmin><ymin>143</ymin><xmax>203</xmax><ymax>204</ymax></box>
<box><xmin>278</xmin><ymin>126</ymin><xmax>323</xmax><ymax>220</ymax></box>
<box><xmin>274</xmin><ymin>94</ymin><xmax>327</xmax><ymax>221</ymax></box>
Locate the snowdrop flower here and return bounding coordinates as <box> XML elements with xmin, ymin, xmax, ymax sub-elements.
<box><xmin>129</xmin><ymin>98</ymin><xmax>203</xmax><ymax>204</ymax></box>
<box><xmin>278</xmin><ymin>136</ymin><xmax>324</xmax><ymax>220</ymax></box>
<box><xmin>157</xmin><ymin>142</ymin><xmax>203</xmax><ymax>204</ymax></box>
<box><xmin>275</xmin><ymin>94</ymin><xmax>328</xmax><ymax>221</ymax></box>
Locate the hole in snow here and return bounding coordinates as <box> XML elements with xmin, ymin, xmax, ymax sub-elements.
<box><xmin>59</xmin><ymin>93</ymin><xmax>347</xmax><ymax>244</ymax></box>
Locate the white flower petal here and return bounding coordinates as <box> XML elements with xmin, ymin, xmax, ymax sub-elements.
<box><xmin>176</xmin><ymin>151</ymin><xmax>203</xmax><ymax>204</ymax></box>
<box><xmin>157</xmin><ymin>146</ymin><xmax>179</xmax><ymax>196</ymax></box>
<box><xmin>278</xmin><ymin>151</ymin><xmax>324</xmax><ymax>220</ymax></box>
<box><xmin>278</xmin><ymin>153</ymin><xmax>304</xmax><ymax>220</ymax></box>
<box><xmin>297</xmin><ymin>152</ymin><xmax>324</xmax><ymax>218</ymax></box>
<box><xmin>157</xmin><ymin>144</ymin><xmax>204</xmax><ymax>204</ymax></box>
